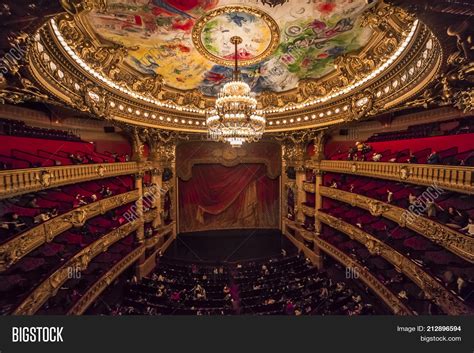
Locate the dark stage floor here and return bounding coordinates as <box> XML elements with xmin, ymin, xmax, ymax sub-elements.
<box><xmin>164</xmin><ymin>229</ymin><xmax>295</xmax><ymax>263</ymax></box>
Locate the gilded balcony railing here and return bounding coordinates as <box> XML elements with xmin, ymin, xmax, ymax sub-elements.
<box><xmin>0</xmin><ymin>190</ymin><xmax>140</xmax><ymax>271</ymax></box>
<box><xmin>13</xmin><ymin>220</ymin><xmax>141</xmax><ymax>315</ymax></box>
<box><xmin>0</xmin><ymin>162</ymin><xmax>139</xmax><ymax>199</ymax></box>
<box><xmin>67</xmin><ymin>245</ymin><xmax>145</xmax><ymax>315</ymax></box>
<box><xmin>301</xmin><ymin>204</ymin><xmax>316</xmax><ymax>217</ymax></box>
<box><xmin>144</xmin><ymin>208</ymin><xmax>159</xmax><ymax>223</ymax></box>
<box><xmin>317</xmin><ymin>212</ymin><xmax>473</xmax><ymax>315</ymax></box>
<box><xmin>306</xmin><ymin>160</ymin><xmax>474</xmax><ymax>195</ymax></box>
<box><xmin>320</xmin><ymin>186</ymin><xmax>474</xmax><ymax>263</ymax></box>
<box><xmin>284</xmin><ymin>220</ymin><xmax>413</xmax><ymax>315</ymax></box>
<box><xmin>303</xmin><ymin>182</ymin><xmax>316</xmax><ymax>193</ymax></box>
<box><xmin>144</xmin><ymin>222</ymin><xmax>175</xmax><ymax>248</ymax></box>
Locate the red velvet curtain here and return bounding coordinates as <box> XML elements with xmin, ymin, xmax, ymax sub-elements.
<box><xmin>179</xmin><ymin>164</ymin><xmax>279</xmax><ymax>232</ymax></box>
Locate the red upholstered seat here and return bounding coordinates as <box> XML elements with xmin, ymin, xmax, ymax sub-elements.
<box><xmin>0</xmin><ymin>154</ymin><xmax>30</xmax><ymax>169</ymax></box>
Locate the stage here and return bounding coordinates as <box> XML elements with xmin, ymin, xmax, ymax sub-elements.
<box><xmin>164</xmin><ymin>229</ymin><xmax>294</xmax><ymax>263</ymax></box>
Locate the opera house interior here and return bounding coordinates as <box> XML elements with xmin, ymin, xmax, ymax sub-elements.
<box><xmin>0</xmin><ymin>0</ymin><xmax>472</xmax><ymax>317</ymax></box>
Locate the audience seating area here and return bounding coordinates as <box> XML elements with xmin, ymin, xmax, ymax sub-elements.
<box><xmin>0</xmin><ymin>176</ymin><xmax>134</xmax><ymax>243</ymax></box>
<box><xmin>323</xmin><ymin>173</ymin><xmax>474</xmax><ymax>234</ymax></box>
<box><xmin>367</xmin><ymin>118</ymin><xmax>474</xmax><ymax>142</ymax></box>
<box><xmin>327</xmin><ymin>119</ymin><xmax>474</xmax><ymax>166</ymax></box>
<box><xmin>0</xmin><ymin>202</ymin><xmax>138</xmax><ymax>314</ymax></box>
<box><xmin>38</xmin><ymin>234</ymin><xmax>137</xmax><ymax>315</ymax></box>
<box><xmin>0</xmin><ymin>118</ymin><xmax>81</xmax><ymax>141</ymax></box>
<box><xmin>109</xmin><ymin>254</ymin><xmax>384</xmax><ymax>315</ymax></box>
<box><xmin>0</xmin><ymin>123</ymin><xmax>130</xmax><ymax>170</ymax></box>
<box><xmin>318</xmin><ymin>226</ymin><xmax>443</xmax><ymax>314</ymax></box>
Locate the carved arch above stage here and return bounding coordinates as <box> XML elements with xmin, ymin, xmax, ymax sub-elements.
<box><xmin>176</xmin><ymin>141</ymin><xmax>281</xmax><ymax>181</ymax></box>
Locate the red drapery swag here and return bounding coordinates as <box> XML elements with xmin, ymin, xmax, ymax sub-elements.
<box><xmin>179</xmin><ymin>164</ymin><xmax>279</xmax><ymax>232</ymax></box>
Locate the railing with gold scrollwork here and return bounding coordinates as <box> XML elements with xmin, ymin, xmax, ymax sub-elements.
<box><xmin>144</xmin><ymin>222</ymin><xmax>175</xmax><ymax>248</ymax></box>
<box><xmin>284</xmin><ymin>220</ymin><xmax>414</xmax><ymax>315</ymax></box>
<box><xmin>0</xmin><ymin>162</ymin><xmax>140</xmax><ymax>199</ymax></box>
<box><xmin>303</xmin><ymin>182</ymin><xmax>315</xmax><ymax>193</ymax></box>
<box><xmin>67</xmin><ymin>245</ymin><xmax>145</xmax><ymax>315</ymax></box>
<box><xmin>319</xmin><ymin>186</ymin><xmax>474</xmax><ymax>263</ymax></box>
<box><xmin>0</xmin><ymin>190</ymin><xmax>140</xmax><ymax>271</ymax></box>
<box><xmin>301</xmin><ymin>204</ymin><xmax>315</xmax><ymax>217</ymax></box>
<box><xmin>305</xmin><ymin>160</ymin><xmax>474</xmax><ymax>195</ymax></box>
<box><xmin>12</xmin><ymin>220</ymin><xmax>141</xmax><ymax>315</ymax></box>
<box><xmin>317</xmin><ymin>212</ymin><xmax>473</xmax><ymax>315</ymax></box>
<box><xmin>68</xmin><ymin>222</ymin><xmax>176</xmax><ymax>315</ymax></box>
<box><xmin>144</xmin><ymin>208</ymin><xmax>158</xmax><ymax>223</ymax></box>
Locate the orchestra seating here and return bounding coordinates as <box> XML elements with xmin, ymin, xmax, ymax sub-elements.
<box><xmin>110</xmin><ymin>254</ymin><xmax>385</xmax><ymax>315</ymax></box>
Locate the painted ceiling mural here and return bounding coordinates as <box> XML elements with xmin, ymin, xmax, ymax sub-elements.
<box><xmin>86</xmin><ymin>0</ymin><xmax>376</xmax><ymax>96</ymax></box>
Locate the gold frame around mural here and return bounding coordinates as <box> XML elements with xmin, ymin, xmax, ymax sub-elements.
<box><xmin>23</xmin><ymin>1</ymin><xmax>441</xmax><ymax>132</ymax></box>
<box><xmin>191</xmin><ymin>5</ymin><xmax>281</xmax><ymax>67</ymax></box>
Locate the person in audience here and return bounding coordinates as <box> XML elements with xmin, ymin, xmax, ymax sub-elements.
<box><xmin>34</xmin><ymin>211</ymin><xmax>51</xmax><ymax>224</ymax></box>
<box><xmin>281</xmin><ymin>248</ymin><xmax>287</xmax><ymax>257</ymax></box>
<box><xmin>170</xmin><ymin>290</ymin><xmax>181</xmax><ymax>303</ymax></box>
<box><xmin>386</xmin><ymin>189</ymin><xmax>393</xmax><ymax>203</ymax></box>
<box><xmin>425</xmin><ymin>201</ymin><xmax>438</xmax><ymax>218</ymax></box>
<box><xmin>0</xmin><ymin>212</ymin><xmax>27</xmax><ymax>231</ymax></box>
<box><xmin>407</xmin><ymin>153</ymin><xmax>418</xmax><ymax>164</ymax></box>
<box><xmin>460</xmin><ymin>218</ymin><xmax>474</xmax><ymax>236</ymax></box>
<box><xmin>427</xmin><ymin>151</ymin><xmax>441</xmax><ymax>164</ymax></box>
<box><xmin>100</xmin><ymin>186</ymin><xmax>113</xmax><ymax>197</ymax></box>
<box><xmin>68</xmin><ymin>153</ymin><xmax>83</xmax><ymax>165</ymax></box>
<box><xmin>397</xmin><ymin>290</ymin><xmax>408</xmax><ymax>300</ymax></box>
<box><xmin>456</xmin><ymin>276</ymin><xmax>466</xmax><ymax>296</ymax></box>
<box><xmin>330</xmin><ymin>180</ymin><xmax>338</xmax><ymax>189</ymax></box>
<box><xmin>90</xmin><ymin>194</ymin><xmax>98</xmax><ymax>203</ymax></box>
<box><xmin>285</xmin><ymin>299</ymin><xmax>295</xmax><ymax>315</ymax></box>
<box><xmin>74</xmin><ymin>194</ymin><xmax>87</xmax><ymax>208</ymax></box>
<box><xmin>54</xmin><ymin>160</ymin><xmax>62</xmax><ymax>166</ymax></box>
<box><xmin>372</xmin><ymin>152</ymin><xmax>382</xmax><ymax>162</ymax></box>
<box><xmin>27</xmin><ymin>197</ymin><xmax>39</xmax><ymax>208</ymax></box>
<box><xmin>444</xmin><ymin>207</ymin><xmax>468</xmax><ymax>229</ymax></box>
<box><xmin>408</xmin><ymin>193</ymin><xmax>417</xmax><ymax>205</ymax></box>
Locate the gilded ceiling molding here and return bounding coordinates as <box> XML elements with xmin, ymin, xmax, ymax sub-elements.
<box><xmin>404</xmin><ymin>46</ymin><xmax>474</xmax><ymax>113</ymax></box>
<box><xmin>21</xmin><ymin>1</ymin><xmax>443</xmax><ymax>132</ymax></box>
<box><xmin>317</xmin><ymin>212</ymin><xmax>473</xmax><ymax>315</ymax></box>
<box><xmin>0</xmin><ymin>32</ymin><xmax>50</xmax><ymax>105</ymax></box>
<box><xmin>319</xmin><ymin>186</ymin><xmax>474</xmax><ymax>263</ymax></box>
<box><xmin>274</xmin><ymin>129</ymin><xmax>326</xmax><ymax>168</ymax></box>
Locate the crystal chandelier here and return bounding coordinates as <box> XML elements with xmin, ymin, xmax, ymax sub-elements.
<box><xmin>206</xmin><ymin>36</ymin><xmax>266</xmax><ymax>147</ymax></box>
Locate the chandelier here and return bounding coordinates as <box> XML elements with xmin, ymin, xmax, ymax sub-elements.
<box><xmin>206</xmin><ymin>36</ymin><xmax>266</xmax><ymax>147</ymax></box>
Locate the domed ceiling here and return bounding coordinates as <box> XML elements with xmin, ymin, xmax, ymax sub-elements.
<box><xmin>26</xmin><ymin>0</ymin><xmax>442</xmax><ymax>132</ymax></box>
<box><xmin>85</xmin><ymin>0</ymin><xmax>374</xmax><ymax>96</ymax></box>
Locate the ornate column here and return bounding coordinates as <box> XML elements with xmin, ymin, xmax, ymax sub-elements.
<box><xmin>311</xmin><ymin>131</ymin><xmax>326</xmax><ymax>269</ymax></box>
<box><xmin>134</xmin><ymin>171</ymin><xmax>145</xmax><ymax>244</ymax></box>
<box><xmin>295</xmin><ymin>164</ymin><xmax>305</xmax><ymax>224</ymax></box>
<box><xmin>280</xmin><ymin>153</ymin><xmax>287</xmax><ymax>233</ymax></box>
<box><xmin>279</xmin><ymin>134</ymin><xmax>306</xmax><ymax>226</ymax></box>
<box><xmin>150</xmin><ymin>168</ymin><xmax>163</xmax><ymax>229</ymax></box>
